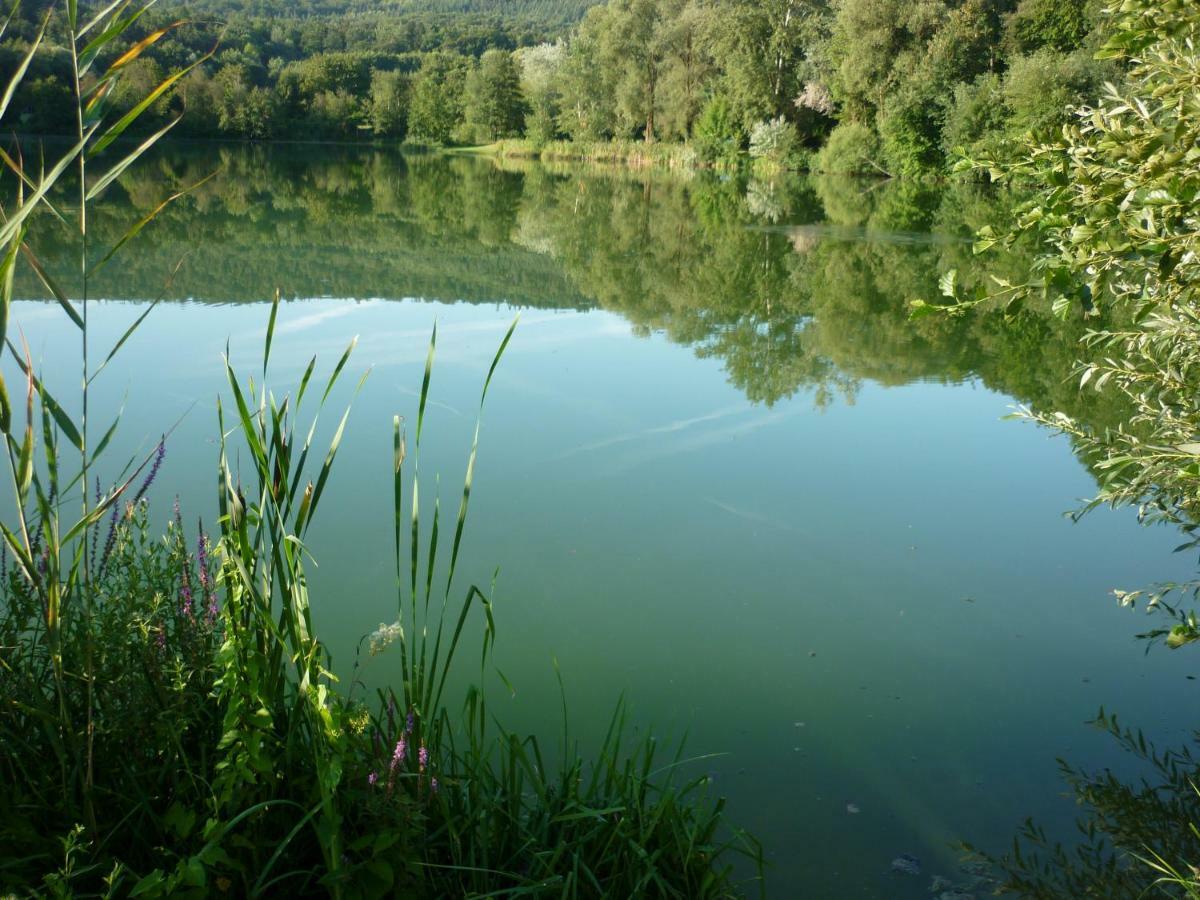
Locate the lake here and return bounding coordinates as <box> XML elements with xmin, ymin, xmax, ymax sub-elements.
<box><xmin>14</xmin><ymin>144</ymin><xmax>1197</xmax><ymax>896</ymax></box>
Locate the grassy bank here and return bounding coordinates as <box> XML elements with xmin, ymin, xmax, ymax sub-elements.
<box><xmin>465</xmin><ymin>139</ymin><xmax>705</xmax><ymax>171</ymax></box>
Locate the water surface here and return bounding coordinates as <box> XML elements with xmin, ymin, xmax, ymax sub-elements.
<box><xmin>15</xmin><ymin>146</ymin><xmax>1197</xmax><ymax>896</ymax></box>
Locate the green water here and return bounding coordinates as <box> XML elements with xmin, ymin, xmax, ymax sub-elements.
<box><xmin>14</xmin><ymin>145</ymin><xmax>1198</xmax><ymax>896</ymax></box>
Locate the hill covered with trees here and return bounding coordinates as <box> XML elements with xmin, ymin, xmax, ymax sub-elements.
<box><xmin>3</xmin><ymin>0</ymin><xmax>1112</xmax><ymax>176</ymax></box>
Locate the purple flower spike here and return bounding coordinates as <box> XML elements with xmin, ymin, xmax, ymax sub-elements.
<box><xmin>368</xmin><ymin>772</ymin><xmax>378</xmax><ymax>786</ymax></box>
<box><xmin>180</xmin><ymin>581</ymin><xmax>193</xmax><ymax>619</ymax></box>
<box><xmin>134</xmin><ymin>441</ymin><xmax>166</xmax><ymax>505</ymax></box>
<box><xmin>418</xmin><ymin>744</ymin><xmax>429</xmax><ymax>773</ymax></box>
<box><xmin>406</xmin><ymin>709</ymin><xmax>414</xmax><ymax>734</ymax></box>
<box><xmin>391</xmin><ymin>738</ymin><xmax>407</xmax><ymax>771</ymax></box>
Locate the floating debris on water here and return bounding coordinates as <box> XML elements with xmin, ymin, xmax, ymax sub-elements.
<box><xmin>846</xmin><ymin>803</ymin><xmax>860</xmax><ymax>814</ymax></box>
<box><xmin>890</xmin><ymin>854</ymin><xmax>921</xmax><ymax>876</ymax></box>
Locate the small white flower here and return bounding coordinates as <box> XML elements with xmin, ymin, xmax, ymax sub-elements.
<box><xmin>369</xmin><ymin>621</ymin><xmax>404</xmax><ymax>656</ymax></box>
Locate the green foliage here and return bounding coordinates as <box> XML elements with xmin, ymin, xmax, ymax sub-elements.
<box><xmin>515</xmin><ymin>40</ymin><xmax>565</xmax><ymax>146</ymax></box>
<box><xmin>931</xmin><ymin>1</ymin><xmax>1200</xmax><ymax>888</ymax></box>
<box><xmin>989</xmin><ymin>711</ymin><xmax>1200</xmax><ymax>897</ymax></box>
<box><xmin>693</xmin><ymin>93</ymin><xmax>743</xmax><ymax>164</ymax></box>
<box><xmin>1001</xmin><ymin>47</ymin><xmax>1108</xmax><ymax>136</ymax></box>
<box><xmin>407</xmin><ymin>51</ymin><xmax>469</xmax><ymax>143</ymax></box>
<box><xmin>942</xmin><ymin>71</ymin><xmax>1008</xmax><ymax>160</ymax></box>
<box><xmin>1</xmin><ymin>0</ymin><xmax>1112</xmax><ymax>172</ymax></box>
<box><xmin>747</xmin><ymin>115</ymin><xmax>798</xmax><ymax>170</ymax></box>
<box><xmin>369</xmin><ymin>68</ymin><xmax>409</xmax><ymax>137</ymax></box>
<box><xmin>813</xmin><ymin>120</ymin><xmax>883</xmax><ymax>175</ymax></box>
<box><xmin>1004</xmin><ymin>0</ymin><xmax>1091</xmax><ymax>54</ymax></box>
<box><xmin>462</xmin><ymin>48</ymin><xmax>526</xmax><ymax>141</ymax></box>
<box><xmin>878</xmin><ymin>78</ymin><xmax>946</xmax><ymax>177</ymax></box>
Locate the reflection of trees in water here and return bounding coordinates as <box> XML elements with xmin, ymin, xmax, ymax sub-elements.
<box><xmin>20</xmin><ymin>145</ymin><xmax>1130</xmax><ymax>438</ymax></box>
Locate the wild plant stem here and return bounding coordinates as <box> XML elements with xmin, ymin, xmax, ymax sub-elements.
<box><xmin>68</xmin><ymin>15</ymin><xmax>96</xmax><ymax>835</ymax></box>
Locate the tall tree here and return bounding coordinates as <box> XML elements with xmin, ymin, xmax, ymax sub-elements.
<box><xmin>407</xmin><ymin>51</ymin><xmax>469</xmax><ymax>143</ymax></box>
<box><xmin>463</xmin><ymin>49</ymin><xmax>526</xmax><ymax>141</ymax></box>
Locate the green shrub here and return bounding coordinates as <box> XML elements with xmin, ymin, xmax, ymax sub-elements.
<box><xmin>693</xmin><ymin>94</ymin><xmax>744</xmax><ymax>165</ymax></box>
<box><xmin>748</xmin><ymin>116</ymin><xmax>799</xmax><ymax>170</ymax></box>
<box><xmin>1003</xmin><ymin>0</ymin><xmax>1091</xmax><ymax>54</ymax></box>
<box><xmin>878</xmin><ymin>79</ymin><xmax>946</xmax><ymax>177</ymax></box>
<box><xmin>1002</xmin><ymin>47</ymin><xmax>1108</xmax><ymax>136</ymax></box>
<box><xmin>813</xmin><ymin>120</ymin><xmax>884</xmax><ymax>175</ymax></box>
<box><xmin>942</xmin><ymin>72</ymin><xmax>1009</xmax><ymax>161</ymax></box>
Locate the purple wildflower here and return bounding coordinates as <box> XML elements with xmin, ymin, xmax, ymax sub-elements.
<box><xmin>406</xmin><ymin>709</ymin><xmax>414</xmax><ymax>734</ymax></box>
<box><xmin>196</xmin><ymin>529</ymin><xmax>210</xmax><ymax>592</ymax></box>
<box><xmin>180</xmin><ymin>580</ymin><xmax>193</xmax><ymax>619</ymax></box>
<box><xmin>156</xmin><ymin>630</ymin><xmax>166</xmax><ymax>651</ymax></box>
<box><xmin>430</xmin><ymin>777</ymin><xmax>439</xmax><ymax>794</ymax></box>
<box><xmin>418</xmin><ymin>744</ymin><xmax>428</xmax><ymax>774</ymax></box>
<box><xmin>91</xmin><ymin>478</ymin><xmax>102</xmax><ymax>565</ymax></box>
<box><xmin>368</xmin><ymin>772</ymin><xmax>378</xmax><ymax>786</ymax></box>
<box><xmin>133</xmin><ymin>440</ymin><xmax>166</xmax><ymax>505</ymax></box>
<box><xmin>391</xmin><ymin>738</ymin><xmax>407</xmax><ymax>771</ymax></box>
<box><xmin>197</xmin><ymin>527</ymin><xmax>218</xmax><ymax>624</ymax></box>
<box><xmin>386</xmin><ymin>737</ymin><xmax>407</xmax><ymax>796</ymax></box>
<box><xmin>100</xmin><ymin>499</ymin><xmax>120</xmax><ymax>571</ymax></box>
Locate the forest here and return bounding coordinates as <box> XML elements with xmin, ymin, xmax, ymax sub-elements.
<box><xmin>3</xmin><ymin>0</ymin><xmax>1108</xmax><ymax>175</ymax></box>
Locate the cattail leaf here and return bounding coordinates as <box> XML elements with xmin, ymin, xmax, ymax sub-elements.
<box><xmin>0</xmin><ymin>148</ymin><xmax>68</xmax><ymax>227</ymax></box>
<box><xmin>96</xmin><ymin>298</ymin><xmax>162</xmax><ymax>373</ymax></box>
<box><xmin>89</xmin><ymin>53</ymin><xmax>206</xmax><ymax>157</ymax></box>
<box><xmin>85</xmin><ymin>116</ymin><xmax>181</xmax><ymax>202</ymax></box>
<box><xmin>19</xmin><ymin>244</ymin><xmax>84</xmax><ymax>330</ymax></box>
<box><xmin>30</xmin><ymin>376</ymin><xmax>83</xmax><ymax>452</ymax></box>
<box><xmin>0</xmin><ymin>233</ymin><xmax>19</xmax><ymax>347</ymax></box>
<box><xmin>321</xmin><ymin>335</ymin><xmax>358</xmax><ymax>405</ymax></box>
<box><xmin>223</xmin><ymin>360</ymin><xmax>269</xmax><ymax>471</ymax></box>
<box><xmin>106</xmin><ymin>20</ymin><xmax>184</xmax><ymax>73</ymax></box>
<box><xmin>305</xmin><ymin>376</ymin><xmax>366</xmax><ymax>532</ymax></box>
<box><xmin>294</xmin><ymin>355</ymin><xmax>317</xmax><ymax>410</ymax></box>
<box><xmin>0</xmin><ymin>134</ymin><xmax>90</xmax><ymax>251</ymax></box>
<box><xmin>17</xmin><ymin>423</ymin><xmax>33</xmax><ymax>497</ymax></box>
<box><xmin>0</xmin><ymin>372</ymin><xmax>10</xmax><ymax>434</ymax></box>
<box><xmin>416</xmin><ymin>322</ymin><xmax>436</xmax><ymax>444</ymax></box>
<box><xmin>92</xmin><ymin>404</ymin><xmax>125</xmax><ymax>460</ymax></box>
<box><xmin>79</xmin><ymin>0</ymin><xmax>135</xmax><ymax>40</ymax></box>
<box><xmin>264</xmin><ymin>288</ymin><xmax>280</xmax><ymax>377</ymax></box>
<box><xmin>5</xmin><ymin>346</ymin><xmax>85</xmax><ymax>455</ymax></box>
<box><xmin>92</xmin><ymin>170</ymin><xmax>217</xmax><ymax>273</ymax></box>
<box><xmin>0</xmin><ymin>521</ymin><xmax>36</xmax><ymax>585</ymax></box>
<box><xmin>38</xmin><ymin>402</ymin><xmax>57</xmax><ymax>497</ymax></box>
<box><xmin>0</xmin><ymin>11</ymin><xmax>48</xmax><ymax>125</ymax></box>
<box><xmin>78</xmin><ymin>1</ymin><xmax>153</xmax><ymax>77</ymax></box>
<box><xmin>443</xmin><ymin>315</ymin><xmax>516</xmax><ymax>600</ymax></box>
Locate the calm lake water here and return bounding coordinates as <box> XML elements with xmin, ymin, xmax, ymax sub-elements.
<box><xmin>14</xmin><ymin>144</ymin><xmax>1198</xmax><ymax>896</ymax></box>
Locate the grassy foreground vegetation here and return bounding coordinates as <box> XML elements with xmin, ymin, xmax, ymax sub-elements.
<box><xmin>0</xmin><ymin>3</ymin><xmax>760</xmax><ymax>896</ymax></box>
<box><xmin>922</xmin><ymin>0</ymin><xmax>1200</xmax><ymax>893</ymax></box>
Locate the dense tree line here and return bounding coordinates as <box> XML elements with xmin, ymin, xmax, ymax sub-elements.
<box><xmin>3</xmin><ymin>0</ymin><xmax>1112</xmax><ymax>174</ymax></box>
